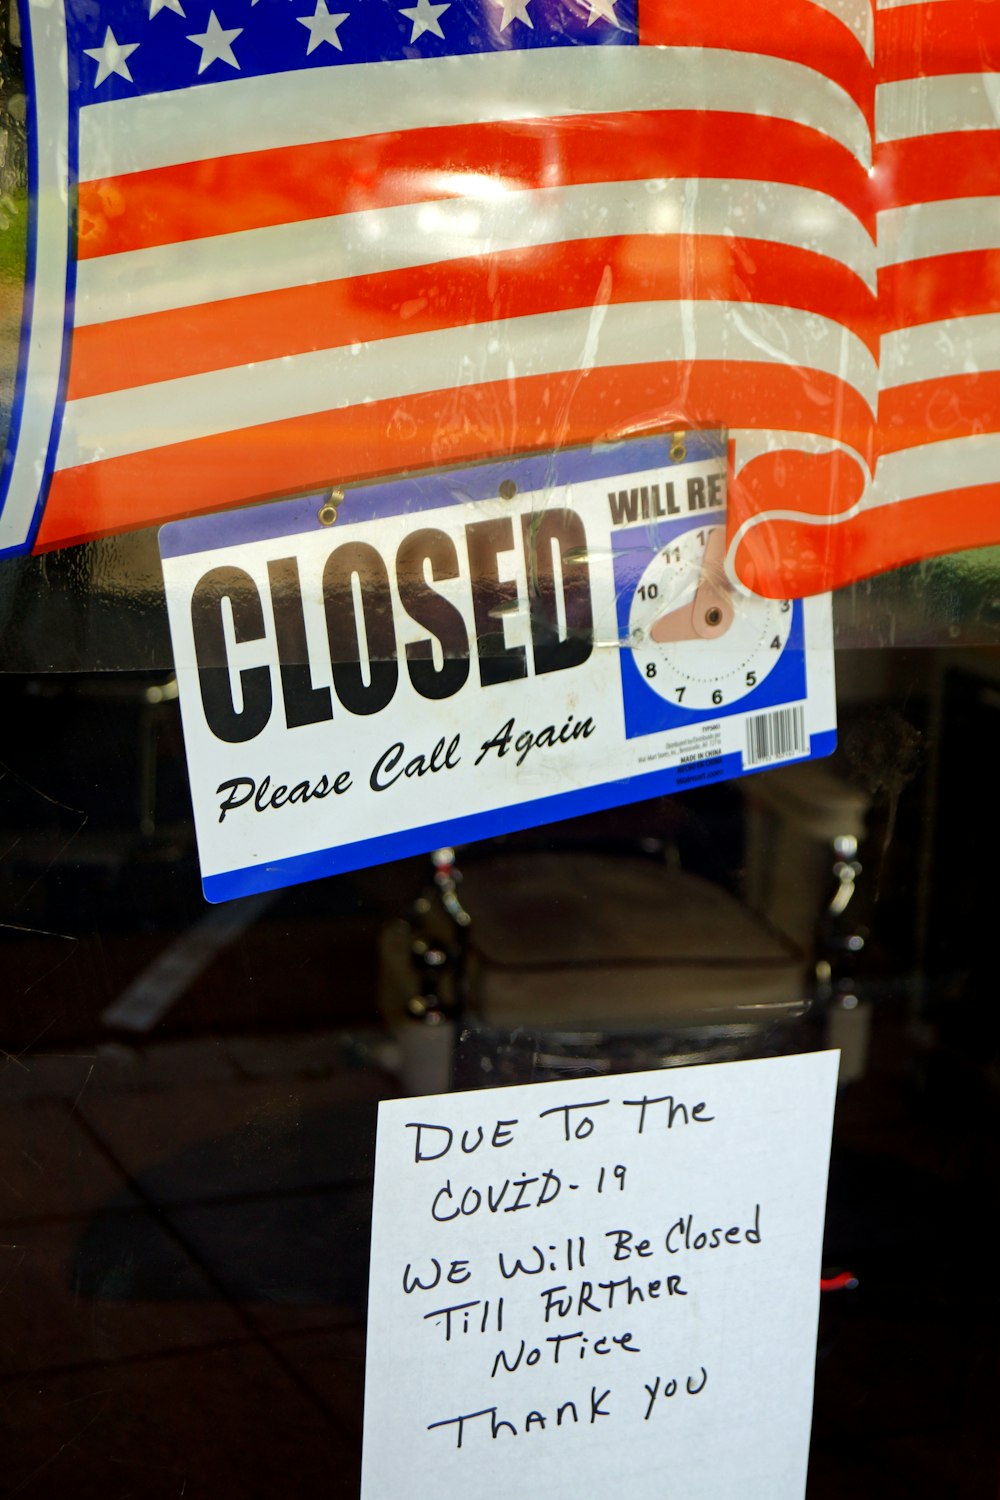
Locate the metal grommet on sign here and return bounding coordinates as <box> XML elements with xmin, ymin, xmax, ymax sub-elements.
<box><xmin>498</xmin><ymin>479</ymin><xmax>517</xmax><ymax>501</ymax></box>
<box><xmin>669</xmin><ymin>431</ymin><xmax>687</xmax><ymax>464</ymax></box>
<box><xmin>318</xmin><ymin>487</ymin><xmax>345</xmax><ymax>526</ymax></box>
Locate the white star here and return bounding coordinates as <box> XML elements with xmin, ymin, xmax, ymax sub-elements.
<box><xmin>149</xmin><ymin>0</ymin><xmax>185</xmax><ymax>18</ymax></box>
<box><xmin>186</xmin><ymin>11</ymin><xmax>243</xmax><ymax>73</ymax></box>
<box><xmin>492</xmin><ymin>0</ymin><xmax>532</xmax><ymax>29</ymax></box>
<box><xmin>399</xmin><ymin>0</ymin><xmax>449</xmax><ymax>41</ymax></box>
<box><xmin>296</xmin><ymin>0</ymin><xmax>349</xmax><ymax>52</ymax></box>
<box><xmin>584</xmin><ymin>0</ymin><xmax>620</xmax><ymax>23</ymax></box>
<box><xmin>83</xmin><ymin>26</ymin><xmax>140</xmax><ymax>86</ymax></box>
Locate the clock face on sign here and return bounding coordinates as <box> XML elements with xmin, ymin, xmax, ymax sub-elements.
<box><xmin>626</xmin><ymin>523</ymin><xmax>793</xmax><ymax>712</ymax></box>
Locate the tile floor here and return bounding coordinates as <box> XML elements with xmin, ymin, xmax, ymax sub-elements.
<box><xmin>0</xmin><ymin>1035</ymin><xmax>391</xmax><ymax>1498</ymax></box>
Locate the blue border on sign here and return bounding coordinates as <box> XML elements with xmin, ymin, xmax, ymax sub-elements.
<box><xmin>160</xmin><ymin>433</ymin><xmax>727</xmax><ymax>558</ymax></box>
<box><xmin>202</xmin><ymin>729</ymin><xmax>837</xmax><ymax>902</ymax></box>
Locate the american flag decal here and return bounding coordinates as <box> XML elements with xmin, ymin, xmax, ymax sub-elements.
<box><xmin>2</xmin><ymin>0</ymin><xmax>999</xmax><ymax>595</ymax></box>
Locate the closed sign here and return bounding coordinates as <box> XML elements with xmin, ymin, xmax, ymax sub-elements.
<box><xmin>160</xmin><ymin>437</ymin><xmax>836</xmax><ymax>902</ymax></box>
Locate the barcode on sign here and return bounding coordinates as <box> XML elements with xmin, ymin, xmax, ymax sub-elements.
<box><xmin>745</xmin><ymin>705</ymin><xmax>807</xmax><ymax>768</ymax></box>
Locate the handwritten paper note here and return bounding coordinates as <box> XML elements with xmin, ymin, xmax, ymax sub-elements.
<box><xmin>362</xmin><ymin>1052</ymin><xmax>839</xmax><ymax>1499</ymax></box>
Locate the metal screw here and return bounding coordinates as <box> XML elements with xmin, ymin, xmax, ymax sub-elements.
<box><xmin>318</xmin><ymin>487</ymin><xmax>345</xmax><ymax>526</ymax></box>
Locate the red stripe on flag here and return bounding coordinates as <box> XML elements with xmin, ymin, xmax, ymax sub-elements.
<box><xmin>734</xmin><ymin>484</ymin><xmax>1000</xmax><ymax>596</ymax></box>
<box><xmin>878</xmin><ymin>372</ymin><xmax>1000</xmax><ymax>454</ymax></box>
<box><xmin>879</xmin><ymin>250</ymin><xmax>1000</xmax><ymax>332</ymax></box>
<box><xmin>643</xmin><ymin>0</ymin><xmax>872</xmax><ymax>118</ymax></box>
<box><xmin>876</xmin><ymin>0</ymin><xmax>1000</xmax><ymax>83</ymax></box>
<box><xmin>873</xmin><ymin>132</ymin><xmax>1000</xmax><ymax>213</ymax></box>
<box><xmin>76</xmin><ymin>112</ymin><xmax>873</xmax><ymax>261</ymax></box>
<box><xmin>37</xmin><ymin>361</ymin><xmax>874</xmax><ymax>550</ymax></box>
<box><xmin>728</xmin><ymin>447</ymin><xmax>867</xmax><ymax>547</ymax></box>
<box><xmin>66</xmin><ymin>236</ymin><xmax>878</xmax><ymax>401</ymax></box>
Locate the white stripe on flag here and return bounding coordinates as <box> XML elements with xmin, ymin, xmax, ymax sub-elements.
<box><xmin>727</xmin><ymin>430</ymin><xmax>1000</xmax><ymax>566</ymax></box>
<box><xmin>77</xmin><ymin>45</ymin><xmax>872</xmax><ymax>183</ymax></box>
<box><xmin>880</xmin><ymin>313</ymin><xmax>1000</xmax><ymax>388</ymax></box>
<box><xmin>55</xmin><ymin>300</ymin><xmax>878</xmax><ymax>470</ymax></box>
<box><xmin>73</xmin><ymin>177</ymin><xmax>877</xmax><ymax>328</ymax></box>
<box><xmin>877</xmin><ymin>197</ymin><xmax>1000</xmax><ymax>267</ymax></box>
<box><xmin>876</xmin><ymin>73</ymin><xmax>1000</xmax><ymax>144</ymax></box>
<box><xmin>873</xmin><ymin>431</ymin><xmax>1000</xmax><ymax>504</ymax></box>
<box><xmin>875</xmin><ymin>0</ymin><xmax>951</xmax><ymax>10</ymax></box>
<box><xmin>812</xmin><ymin>0</ymin><xmax>874</xmax><ymax>60</ymax></box>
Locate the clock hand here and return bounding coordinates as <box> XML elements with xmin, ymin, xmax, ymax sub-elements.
<box><xmin>648</xmin><ymin>596</ymin><xmax>701</xmax><ymax>643</ymax></box>
<box><xmin>649</xmin><ymin>527</ymin><xmax>734</xmax><ymax>643</ymax></box>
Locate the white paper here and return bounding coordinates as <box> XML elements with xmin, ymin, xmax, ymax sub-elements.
<box><xmin>362</xmin><ymin>1052</ymin><xmax>839</xmax><ymax>1500</ymax></box>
